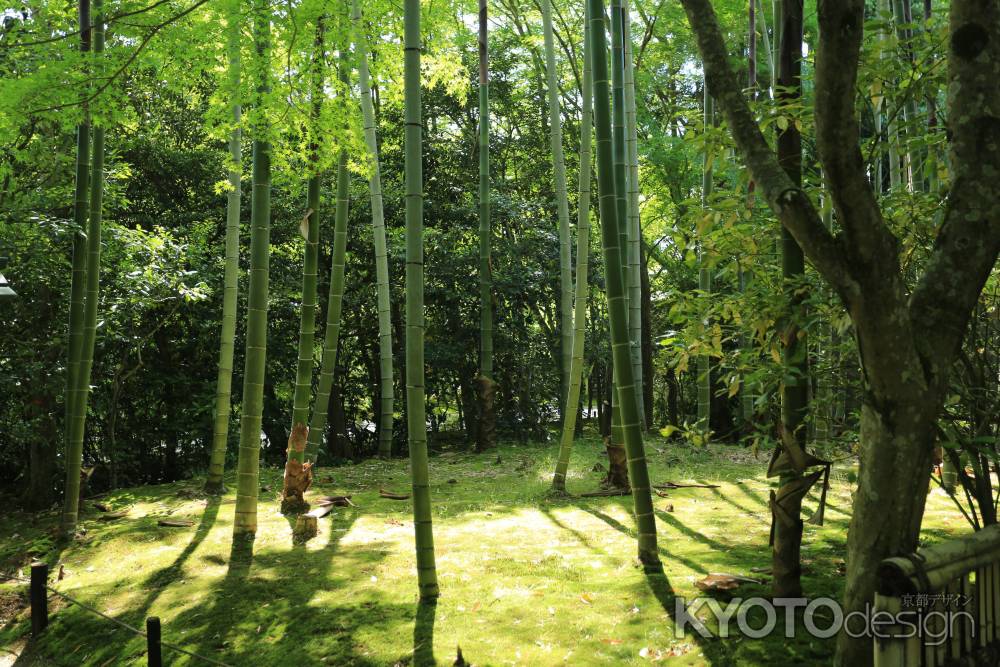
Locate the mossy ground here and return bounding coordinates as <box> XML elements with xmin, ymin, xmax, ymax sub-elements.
<box><xmin>0</xmin><ymin>432</ymin><xmax>968</xmax><ymax>665</ymax></box>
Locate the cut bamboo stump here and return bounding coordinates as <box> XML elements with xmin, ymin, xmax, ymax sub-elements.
<box><xmin>293</xmin><ymin>515</ymin><xmax>318</xmax><ymax>540</ymax></box>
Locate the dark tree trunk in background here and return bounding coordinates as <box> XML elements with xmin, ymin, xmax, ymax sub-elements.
<box><xmin>327</xmin><ymin>380</ymin><xmax>351</xmax><ymax>461</ymax></box>
<box><xmin>262</xmin><ymin>381</ymin><xmax>286</xmax><ymax>463</ymax></box>
<box><xmin>666</xmin><ymin>367</ymin><xmax>679</xmax><ymax>433</ymax></box>
<box><xmin>25</xmin><ymin>394</ymin><xmax>57</xmax><ymax>510</ymax></box>
<box><xmin>771</xmin><ymin>0</ymin><xmax>810</xmax><ymax>599</ymax></box>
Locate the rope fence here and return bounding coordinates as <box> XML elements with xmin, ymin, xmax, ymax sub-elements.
<box><xmin>2</xmin><ymin>564</ymin><xmax>232</xmax><ymax>666</ymax></box>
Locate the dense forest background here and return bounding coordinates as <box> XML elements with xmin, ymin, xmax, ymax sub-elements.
<box><xmin>0</xmin><ymin>1</ymin><xmax>855</xmax><ymax>492</ymax></box>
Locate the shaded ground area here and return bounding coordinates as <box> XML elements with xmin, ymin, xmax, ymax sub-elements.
<box><xmin>0</xmin><ymin>433</ymin><xmax>969</xmax><ymax>665</ymax></box>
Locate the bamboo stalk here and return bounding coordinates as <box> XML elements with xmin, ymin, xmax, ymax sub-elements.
<box><xmin>404</xmin><ymin>0</ymin><xmax>440</xmax><ymax>600</ymax></box>
<box><xmin>541</xmin><ymin>0</ymin><xmax>573</xmax><ymax>417</ymax></box>
<box><xmin>205</xmin><ymin>0</ymin><xmax>243</xmax><ymax>494</ymax></box>
<box><xmin>61</xmin><ymin>0</ymin><xmax>92</xmax><ymax>535</ymax></box>
<box><xmin>233</xmin><ymin>0</ymin><xmax>272</xmax><ymax>537</ymax></box>
<box><xmin>588</xmin><ymin>0</ymin><xmax>659</xmax><ymax>567</ymax></box>
<box><xmin>353</xmin><ymin>0</ymin><xmax>394</xmax><ymax>459</ymax></box>
<box><xmin>552</xmin><ymin>15</ymin><xmax>593</xmax><ymax>492</ymax></box>
<box><xmin>623</xmin><ymin>0</ymin><xmax>644</xmax><ymax>427</ymax></box>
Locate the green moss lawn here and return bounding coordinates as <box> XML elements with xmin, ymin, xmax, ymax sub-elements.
<box><xmin>0</xmin><ymin>434</ymin><xmax>968</xmax><ymax>665</ymax></box>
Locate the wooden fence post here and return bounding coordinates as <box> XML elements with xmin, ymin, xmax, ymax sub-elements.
<box><xmin>147</xmin><ymin>616</ymin><xmax>162</xmax><ymax>667</ymax></box>
<box><xmin>30</xmin><ymin>562</ymin><xmax>48</xmax><ymax>636</ymax></box>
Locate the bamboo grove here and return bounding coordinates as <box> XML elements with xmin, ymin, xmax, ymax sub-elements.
<box><xmin>2</xmin><ymin>0</ymin><xmax>1000</xmax><ymax>664</ymax></box>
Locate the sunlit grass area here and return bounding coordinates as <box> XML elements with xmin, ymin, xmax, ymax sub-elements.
<box><xmin>1</xmin><ymin>433</ymin><xmax>969</xmax><ymax>665</ymax></box>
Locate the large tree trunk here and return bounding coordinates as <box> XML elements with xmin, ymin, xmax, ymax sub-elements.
<box><xmin>476</xmin><ymin>0</ymin><xmax>496</xmax><ymax>451</ymax></box>
<box><xmin>62</xmin><ymin>0</ymin><xmax>105</xmax><ymax>536</ymax></box>
<box><xmin>837</xmin><ymin>398</ymin><xmax>938</xmax><ymax>662</ymax></box>
<box><xmin>63</xmin><ymin>0</ymin><xmax>91</xmax><ymax>523</ymax></box>
<box><xmin>771</xmin><ymin>0</ymin><xmax>811</xmax><ymax>599</ymax></box>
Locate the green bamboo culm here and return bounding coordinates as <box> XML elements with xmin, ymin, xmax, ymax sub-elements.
<box><xmin>62</xmin><ymin>0</ymin><xmax>91</xmax><ymax>534</ymax></box>
<box><xmin>353</xmin><ymin>0</ymin><xmax>394</xmax><ymax>459</ymax></box>
<box><xmin>62</xmin><ymin>0</ymin><xmax>105</xmax><ymax>536</ymax></box>
<box><xmin>288</xmin><ymin>18</ymin><xmax>325</xmax><ymax>460</ymax></box>
<box><xmin>205</xmin><ymin>0</ymin><xmax>243</xmax><ymax>495</ymax></box>
<box><xmin>541</xmin><ymin>0</ymin><xmax>573</xmax><ymax>417</ymax></box>
<box><xmin>622</xmin><ymin>1</ymin><xmax>644</xmax><ymax>427</ymax></box>
<box><xmin>304</xmin><ymin>134</ymin><xmax>350</xmax><ymax>464</ymax></box>
<box><xmin>607</xmin><ymin>0</ymin><xmax>629</xmax><ymax>464</ymax></box>
<box><xmin>552</xmin><ymin>19</ymin><xmax>593</xmax><ymax>493</ymax></box>
<box><xmin>696</xmin><ymin>84</ymin><xmax>713</xmax><ymax>431</ymax></box>
<box><xmin>404</xmin><ymin>0</ymin><xmax>440</xmax><ymax>601</ymax></box>
<box><xmin>233</xmin><ymin>0</ymin><xmax>272</xmax><ymax>538</ymax></box>
<box><xmin>588</xmin><ymin>0</ymin><xmax>660</xmax><ymax>568</ymax></box>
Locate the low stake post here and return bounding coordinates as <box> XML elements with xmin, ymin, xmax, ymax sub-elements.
<box><xmin>146</xmin><ymin>616</ymin><xmax>161</xmax><ymax>667</ymax></box>
<box><xmin>30</xmin><ymin>562</ymin><xmax>48</xmax><ymax>635</ymax></box>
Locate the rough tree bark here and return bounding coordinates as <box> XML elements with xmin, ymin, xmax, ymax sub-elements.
<box><xmin>476</xmin><ymin>0</ymin><xmax>496</xmax><ymax>452</ymax></box>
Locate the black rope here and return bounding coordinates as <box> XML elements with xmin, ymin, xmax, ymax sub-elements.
<box><xmin>2</xmin><ymin>573</ymin><xmax>232</xmax><ymax>666</ymax></box>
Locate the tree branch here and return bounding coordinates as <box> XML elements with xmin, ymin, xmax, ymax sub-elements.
<box><xmin>678</xmin><ymin>0</ymin><xmax>858</xmax><ymax>304</ymax></box>
<box><xmin>814</xmin><ymin>1</ymin><xmax>897</xmax><ymax>269</ymax></box>
<box><xmin>909</xmin><ymin>0</ymin><xmax>1000</xmax><ymax>387</ymax></box>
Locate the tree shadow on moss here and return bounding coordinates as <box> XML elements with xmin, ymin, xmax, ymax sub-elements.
<box><xmin>570</xmin><ymin>502</ymin><xmax>737</xmax><ymax>665</ymax></box>
<box><xmin>575</xmin><ymin>503</ymin><xmax>708</xmax><ymax>572</ymax></box>
<box><xmin>413</xmin><ymin>599</ymin><xmax>436</xmax><ymax>666</ymax></box>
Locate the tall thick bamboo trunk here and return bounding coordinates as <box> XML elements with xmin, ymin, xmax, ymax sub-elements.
<box><xmin>233</xmin><ymin>0</ymin><xmax>272</xmax><ymax>538</ymax></box>
<box><xmin>552</xmin><ymin>18</ymin><xmax>594</xmax><ymax>492</ymax></box>
<box><xmin>205</xmin><ymin>1</ymin><xmax>243</xmax><ymax>495</ymax></box>
<box><xmin>605</xmin><ymin>0</ymin><xmax>630</xmax><ymax>487</ymax></box>
<box><xmin>404</xmin><ymin>0</ymin><xmax>440</xmax><ymax>601</ymax></box>
<box><xmin>541</xmin><ymin>0</ymin><xmax>573</xmax><ymax>423</ymax></box>
<box><xmin>353</xmin><ymin>0</ymin><xmax>394</xmax><ymax>459</ymax></box>
<box><xmin>61</xmin><ymin>0</ymin><xmax>91</xmax><ymax>534</ymax></box>
<box><xmin>304</xmin><ymin>142</ymin><xmax>350</xmax><ymax>463</ymax></box>
<box><xmin>623</xmin><ymin>0</ymin><xmax>644</xmax><ymax>427</ymax></box>
<box><xmin>282</xmin><ymin>20</ymin><xmax>326</xmax><ymax>514</ymax></box>
<box><xmin>589</xmin><ymin>0</ymin><xmax>659</xmax><ymax>568</ymax></box>
<box><xmin>62</xmin><ymin>0</ymin><xmax>104</xmax><ymax>535</ymax></box>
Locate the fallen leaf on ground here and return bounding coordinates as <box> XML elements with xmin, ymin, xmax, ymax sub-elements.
<box><xmin>695</xmin><ymin>573</ymin><xmax>761</xmax><ymax>592</ymax></box>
